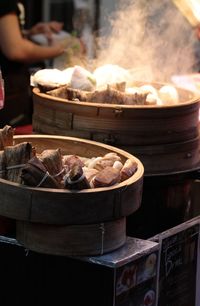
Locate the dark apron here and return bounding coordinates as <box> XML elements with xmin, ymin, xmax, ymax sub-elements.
<box><xmin>0</xmin><ymin>63</ymin><xmax>33</xmax><ymax>128</ymax></box>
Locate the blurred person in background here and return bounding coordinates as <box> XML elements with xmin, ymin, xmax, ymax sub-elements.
<box><xmin>0</xmin><ymin>0</ymin><xmax>65</xmax><ymax>128</ymax></box>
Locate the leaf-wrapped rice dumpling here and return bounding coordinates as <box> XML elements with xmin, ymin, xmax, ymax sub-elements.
<box><xmin>0</xmin><ymin>125</ymin><xmax>14</xmax><ymax>150</ymax></box>
<box><xmin>21</xmin><ymin>156</ymin><xmax>60</xmax><ymax>188</ymax></box>
<box><xmin>39</xmin><ymin>148</ymin><xmax>65</xmax><ymax>186</ymax></box>
<box><xmin>4</xmin><ymin>142</ymin><xmax>34</xmax><ymax>183</ymax></box>
<box><xmin>0</xmin><ymin>150</ymin><xmax>6</xmax><ymax>179</ymax></box>
<box><xmin>63</xmin><ymin>164</ymin><xmax>90</xmax><ymax>190</ymax></box>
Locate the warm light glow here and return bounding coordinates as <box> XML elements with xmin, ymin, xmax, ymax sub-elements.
<box><xmin>172</xmin><ymin>0</ymin><xmax>200</xmax><ymax>26</ymax></box>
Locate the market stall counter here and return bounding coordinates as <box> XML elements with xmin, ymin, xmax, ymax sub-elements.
<box><xmin>0</xmin><ymin>235</ymin><xmax>159</xmax><ymax>306</ymax></box>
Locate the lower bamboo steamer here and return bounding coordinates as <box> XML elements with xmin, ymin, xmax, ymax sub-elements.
<box><xmin>0</xmin><ymin>135</ymin><xmax>143</xmax><ymax>224</ymax></box>
<box><xmin>0</xmin><ymin>135</ymin><xmax>144</xmax><ymax>255</ymax></box>
<box><xmin>16</xmin><ymin>218</ymin><xmax>126</xmax><ymax>256</ymax></box>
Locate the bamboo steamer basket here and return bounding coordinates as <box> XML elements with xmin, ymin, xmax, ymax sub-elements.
<box><xmin>16</xmin><ymin>218</ymin><xmax>126</xmax><ymax>256</ymax></box>
<box><xmin>1</xmin><ymin>134</ymin><xmax>143</xmax><ymax>224</ymax></box>
<box><xmin>0</xmin><ymin>135</ymin><xmax>143</xmax><ymax>255</ymax></box>
<box><xmin>32</xmin><ymin>84</ymin><xmax>200</xmax><ymax>175</ymax></box>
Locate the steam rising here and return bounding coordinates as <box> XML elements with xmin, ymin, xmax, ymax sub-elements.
<box><xmin>95</xmin><ymin>0</ymin><xmax>200</xmax><ymax>82</ymax></box>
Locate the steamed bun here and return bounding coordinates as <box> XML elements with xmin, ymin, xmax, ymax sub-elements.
<box><xmin>158</xmin><ymin>85</ymin><xmax>179</xmax><ymax>104</ymax></box>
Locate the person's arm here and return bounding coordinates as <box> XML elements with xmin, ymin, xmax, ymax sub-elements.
<box><xmin>0</xmin><ymin>13</ymin><xmax>64</xmax><ymax>63</ymax></box>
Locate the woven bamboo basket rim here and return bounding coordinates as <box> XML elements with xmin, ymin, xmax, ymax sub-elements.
<box><xmin>33</xmin><ymin>83</ymin><xmax>199</xmax><ymax>110</ymax></box>
<box><xmin>9</xmin><ymin>134</ymin><xmax>144</xmax><ymax>194</ymax></box>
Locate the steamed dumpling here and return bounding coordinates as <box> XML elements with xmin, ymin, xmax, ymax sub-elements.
<box><xmin>61</xmin><ymin>67</ymin><xmax>75</xmax><ymax>84</ymax></box>
<box><xmin>158</xmin><ymin>85</ymin><xmax>179</xmax><ymax>104</ymax></box>
<box><xmin>31</xmin><ymin>68</ymin><xmax>67</xmax><ymax>88</ymax></box>
<box><xmin>125</xmin><ymin>87</ymin><xmax>140</xmax><ymax>94</ymax></box>
<box><xmin>93</xmin><ymin>64</ymin><xmax>131</xmax><ymax>88</ymax></box>
<box><xmin>70</xmin><ymin>65</ymin><xmax>96</xmax><ymax>91</ymax></box>
<box><xmin>139</xmin><ymin>85</ymin><xmax>158</xmax><ymax>97</ymax></box>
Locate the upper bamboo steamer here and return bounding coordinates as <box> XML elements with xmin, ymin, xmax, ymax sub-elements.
<box><xmin>32</xmin><ymin>82</ymin><xmax>200</xmax><ymax>175</ymax></box>
<box><xmin>0</xmin><ymin>134</ymin><xmax>144</xmax><ymax>225</ymax></box>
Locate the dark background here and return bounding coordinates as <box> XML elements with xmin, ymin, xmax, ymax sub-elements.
<box><xmin>21</xmin><ymin>0</ymin><xmax>100</xmax><ymax>35</ymax></box>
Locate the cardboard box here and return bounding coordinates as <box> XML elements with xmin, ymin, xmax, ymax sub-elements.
<box><xmin>0</xmin><ymin>235</ymin><xmax>159</xmax><ymax>306</ymax></box>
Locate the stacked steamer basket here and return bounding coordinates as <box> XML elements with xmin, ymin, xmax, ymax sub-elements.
<box><xmin>0</xmin><ymin>134</ymin><xmax>144</xmax><ymax>256</ymax></box>
<box><xmin>32</xmin><ymin>81</ymin><xmax>200</xmax><ymax>238</ymax></box>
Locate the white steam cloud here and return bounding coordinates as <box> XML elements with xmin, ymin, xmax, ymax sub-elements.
<box><xmin>95</xmin><ymin>0</ymin><xmax>200</xmax><ymax>82</ymax></box>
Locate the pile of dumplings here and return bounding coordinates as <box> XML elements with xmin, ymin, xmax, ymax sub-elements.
<box><xmin>31</xmin><ymin>64</ymin><xmax>180</xmax><ymax>106</ymax></box>
<box><xmin>0</xmin><ymin>125</ymin><xmax>138</xmax><ymax>190</ymax></box>
<box><xmin>21</xmin><ymin>150</ymin><xmax>138</xmax><ymax>190</ymax></box>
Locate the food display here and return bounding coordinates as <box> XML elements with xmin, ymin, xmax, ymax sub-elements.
<box><xmin>32</xmin><ymin>69</ymin><xmax>200</xmax><ymax>175</ymax></box>
<box><xmin>0</xmin><ymin>133</ymin><xmax>144</xmax><ymax>227</ymax></box>
<box><xmin>21</xmin><ymin>149</ymin><xmax>138</xmax><ymax>190</ymax></box>
<box><xmin>0</xmin><ymin>125</ymin><xmax>139</xmax><ymax>191</ymax></box>
<box><xmin>31</xmin><ymin>64</ymin><xmax>180</xmax><ymax>106</ymax></box>
<box><xmin>0</xmin><ymin>129</ymin><xmax>144</xmax><ymax>256</ymax></box>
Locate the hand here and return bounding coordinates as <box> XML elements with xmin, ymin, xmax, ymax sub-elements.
<box><xmin>28</xmin><ymin>21</ymin><xmax>64</xmax><ymax>42</ymax></box>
